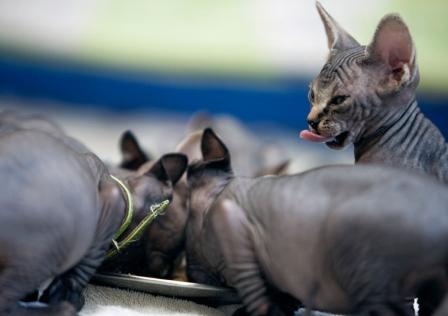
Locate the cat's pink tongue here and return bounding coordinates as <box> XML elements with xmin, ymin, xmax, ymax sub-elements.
<box><xmin>299</xmin><ymin>130</ymin><xmax>334</xmax><ymax>143</ymax></box>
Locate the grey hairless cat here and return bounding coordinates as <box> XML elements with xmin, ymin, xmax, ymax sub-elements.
<box><xmin>300</xmin><ymin>3</ymin><xmax>448</xmax><ymax>184</ymax></box>
<box><xmin>0</xmin><ymin>117</ymin><xmax>187</xmax><ymax>315</ymax></box>
<box><xmin>186</xmin><ymin>128</ymin><xmax>448</xmax><ymax>316</ymax></box>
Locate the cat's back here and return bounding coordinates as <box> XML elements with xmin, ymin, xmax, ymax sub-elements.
<box><xmin>0</xmin><ymin>130</ymin><xmax>102</xmax><ymax>235</ymax></box>
<box><xmin>0</xmin><ymin>110</ymin><xmax>64</xmax><ymax>135</ymax></box>
<box><xmin>0</xmin><ymin>129</ymin><xmax>105</xmax><ymax>274</ymax></box>
<box><xmin>241</xmin><ymin>164</ymin><xmax>448</xmax><ymax>219</ymax></box>
<box><xmin>241</xmin><ymin>164</ymin><xmax>448</xmax><ymax>311</ymax></box>
<box><xmin>263</xmin><ymin>163</ymin><xmax>444</xmax><ymax>192</ymax></box>
<box><xmin>309</xmin><ymin>164</ymin><xmax>448</xmax><ymax>204</ymax></box>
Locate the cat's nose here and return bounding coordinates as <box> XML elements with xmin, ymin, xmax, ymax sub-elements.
<box><xmin>307</xmin><ymin>119</ymin><xmax>320</xmax><ymax>130</ymax></box>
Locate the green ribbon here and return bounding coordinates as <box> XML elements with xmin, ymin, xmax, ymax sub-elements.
<box><xmin>106</xmin><ymin>174</ymin><xmax>170</xmax><ymax>260</ymax></box>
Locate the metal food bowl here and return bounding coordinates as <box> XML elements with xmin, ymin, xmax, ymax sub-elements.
<box><xmin>91</xmin><ymin>273</ymin><xmax>241</xmax><ymax>306</ymax></box>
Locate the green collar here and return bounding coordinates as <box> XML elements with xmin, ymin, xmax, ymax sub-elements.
<box><xmin>110</xmin><ymin>175</ymin><xmax>134</xmax><ymax>240</ymax></box>
<box><xmin>106</xmin><ymin>175</ymin><xmax>169</xmax><ymax>261</ymax></box>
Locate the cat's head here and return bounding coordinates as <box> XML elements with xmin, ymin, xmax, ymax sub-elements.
<box><xmin>301</xmin><ymin>2</ymin><xmax>419</xmax><ymax>149</ymax></box>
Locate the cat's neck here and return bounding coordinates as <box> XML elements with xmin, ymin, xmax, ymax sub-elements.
<box><xmin>109</xmin><ymin>173</ymin><xmax>133</xmax><ymax>228</ymax></box>
<box><xmin>354</xmin><ymin>97</ymin><xmax>448</xmax><ymax>184</ymax></box>
<box><xmin>189</xmin><ymin>174</ymin><xmax>232</xmax><ymax>221</ymax></box>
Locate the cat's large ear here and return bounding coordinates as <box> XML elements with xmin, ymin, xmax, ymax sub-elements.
<box><xmin>119</xmin><ymin>130</ymin><xmax>150</xmax><ymax>170</ymax></box>
<box><xmin>201</xmin><ymin>128</ymin><xmax>231</xmax><ymax>170</ymax></box>
<box><xmin>147</xmin><ymin>153</ymin><xmax>188</xmax><ymax>185</ymax></box>
<box><xmin>316</xmin><ymin>1</ymin><xmax>360</xmax><ymax>52</ymax></box>
<box><xmin>366</xmin><ymin>14</ymin><xmax>416</xmax><ymax>89</ymax></box>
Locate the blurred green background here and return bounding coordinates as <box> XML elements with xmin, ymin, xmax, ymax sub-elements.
<box><xmin>0</xmin><ymin>0</ymin><xmax>446</xmax><ymax>92</ymax></box>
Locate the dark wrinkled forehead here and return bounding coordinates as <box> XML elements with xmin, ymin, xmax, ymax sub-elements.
<box><xmin>139</xmin><ymin>174</ymin><xmax>167</xmax><ymax>194</ymax></box>
<box><xmin>317</xmin><ymin>46</ymin><xmax>366</xmax><ymax>85</ymax></box>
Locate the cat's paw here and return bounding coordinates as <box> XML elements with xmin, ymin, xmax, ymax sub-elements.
<box><xmin>41</xmin><ymin>278</ymin><xmax>85</xmax><ymax>311</ymax></box>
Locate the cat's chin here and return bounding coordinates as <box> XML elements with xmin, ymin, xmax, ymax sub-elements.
<box><xmin>325</xmin><ymin>131</ymin><xmax>350</xmax><ymax>150</ymax></box>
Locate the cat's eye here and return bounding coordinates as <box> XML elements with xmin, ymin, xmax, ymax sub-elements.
<box><xmin>308</xmin><ymin>90</ymin><xmax>315</xmax><ymax>103</ymax></box>
<box><xmin>330</xmin><ymin>95</ymin><xmax>349</xmax><ymax>105</ymax></box>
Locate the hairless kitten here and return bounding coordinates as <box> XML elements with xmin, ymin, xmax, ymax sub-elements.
<box><xmin>0</xmin><ymin>117</ymin><xmax>186</xmax><ymax>315</ymax></box>
<box><xmin>114</xmin><ymin>128</ymin><xmax>290</xmax><ymax>280</ymax></box>
<box><xmin>300</xmin><ymin>2</ymin><xmax>448</xmax><ymax>184</ymax></box>
<box><xmin>186</xmin><ymin>128</ymin><xmax>448</xmax><ymax>316</ymax></box>
<box><xmin>100</xmin><ymin>130</ymin><xmax>189</xmax><ymax>279</ymax></box>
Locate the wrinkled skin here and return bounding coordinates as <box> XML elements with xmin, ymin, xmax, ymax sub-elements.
<box><xmin>0</xmin><ymin>114</ymin><xmax>185</xmax><ymax>315</ymax></box>
<box><xmin>186</xmin><ymin>128</ymin><xmax>448</xmax><ymax>316</ymax></box>
<box><xmin>143</xmin><ymin>180</ymin><xmax>189</xmax><ymax>278</ymax></box>
<box><xmin>300</xmin><ymin>3</ymin><xmax>448</xmax><ymax>184</ymax></box>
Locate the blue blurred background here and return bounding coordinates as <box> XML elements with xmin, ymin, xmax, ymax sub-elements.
<box><xmin>0</xmin><ymin>0</ymin><xmax>446</xmax><ymax>164</ymax></box>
